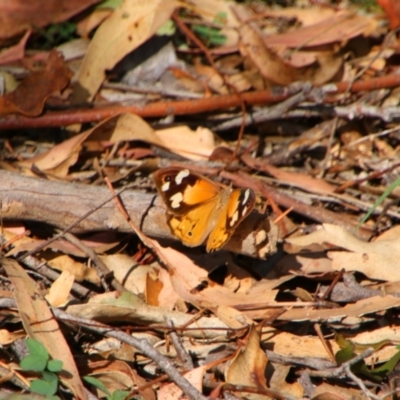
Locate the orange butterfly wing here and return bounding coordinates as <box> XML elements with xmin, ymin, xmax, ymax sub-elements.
<box><xmin>153</xmin><ymin>168</ymin><xmax>222</xmax><ymax>247</ymax></box>
<box><xmin>206</xmin><ymin>188</ymin><xmax>255</xmax><ymax>252</ymax></box>
<box><xmin>153</xmin><ymin>168</ymin><xmax>255</xmax><ymax>251</ymax></box>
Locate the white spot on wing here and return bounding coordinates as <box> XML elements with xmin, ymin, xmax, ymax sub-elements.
<box><xmin>242</xmin><ymin>189</ymin><xmax>250</xmax><ymax>204</ymax></box>
<box><xmin>162</xmin><ymin>181</ymin><xmax>170</xmax><ymax>191</ymax></box>
<box><xmin>255</xmin><ymin>230</ymin><xmax>267</xmax><ymax>245</ymax></box>
<box><xmin>170</xmin><ymin>192</ymin><xmax>183</xmax><ymax>208</ymax></box>
<box><xmin>230</xmin><ymin>211</ymin><xmax>238</xmax><ymax>227</ymax></box>
<box><xmin>175</xmin><ymin>169</ymin><xmax>190</xmax><ymax>184</ymax></box>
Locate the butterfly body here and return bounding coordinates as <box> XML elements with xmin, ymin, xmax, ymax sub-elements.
<box><xmin>153</xmin><ymin>167</ymin><xmax>255</xmax><ymax>252</ymax></box>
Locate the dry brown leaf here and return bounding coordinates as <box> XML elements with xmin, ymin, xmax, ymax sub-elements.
<box><xmin>312</xmin><ymin>383</ymin><xmax>366</xmax><ymax>400</ymax></box>
<box><xmin>100</xmin><ymin>253</ymin><xmax>155</xmax><ymax>295</ymax></box>
<box><xmin>213</xmin><ymin>305</ymin><xmax>254</xmax><ymax>329</ymax></box>
<box><xmin>238</xmin><ymin>22</ymin><xmax>342</xmax><ymax>86</ymax></box>
<box><xmin>66</xmin><ymin>291</ymin><xmax>229</xmax><ymax>339</ymax></box>
<box><xmin>0</xmin><ymin>329</ymin><xmax>25</xmax><ymax>345</ymax></box>
<box><xmin>269</xmin><ymin>364</ymin><xmax>304</xmax><ymax>398</ymax></box>
<box><xmin>278</xmin><ymin>295</ymin><xmax>400</xmax><ymax>322</ymax></box>
<box><xmin>264</xmin><ymin>6</ymin><xmax>336</xmax><ymax>27</ymax></box>
<box><xmin>47</xmin><ymin>254</ymin><xmax>100</xmax><ymax>284</ymax></box>
<box><xmin>149</xmin><ymin>266</ymin><xmax>181</xmax><ymax>310</ymax></box>
<box><xmin>225</xmin><ymin>325</ymin><xmax>268</xmax><ymax>400</ymax></box>
<box><xmin>265</xmin><ymin>10</ymin><xmax>378</xmax><ymax>48</ymax></box>
<box><xmin>45</xmin><ymin>270</ymin><xmax>75</xmax><ymax>307</ymax></box>
<box><xmin>2</xmin><ymin>258</ymin><xmax>87</xmax><ymax>399</ymax></box>
<box><xmin>266</xmin><ymin>325</ymin><xmax>400</xmax><ymax>365</ymax></box>
<box><xmin>0</xmin><ymin>50</ymin><xmax>71</xmax><ymax>117</ymax></box>
<box><xmin>287</xmin><ymin>223</ymin><xmax>400</xmax><ymax>281</ymax></box>
<box><xmin>0</xmin><ymin>0</ymin><xmax>100</xmax><ymax>40</ymax></box>
<box><xmin>151</xmin><ymin>241</ymin><xmax>277</xmax><ymax>308</ymax></box>
<box><xmin>18</xmin><ymin>128</ymin><xmax>92</xmax><ymax>176</ymax></box>
<box><xmin>73</xmin><ymin>0</ymin><xmax>177</xmax><ymax>102</ymax></box>
<box><xmin>155</xmin><ymin>125</ymin><xmax>219</xmax><ymax>160</ymax></box>
<box><xmin>84</xmin><ymin>359</ymin><xmax>155</xmax><ymax>400</ymax></box>
<box><xmin>158</xmin><ymin>365</ymin><xmax>206</xmax><ymax>400</ymax></box>
<box><xmin>0</xmin><ymin>29</ymin><xmax>31</xmax><ymax>65</ymax></box>
<box><xmin>17</xmin><ymin>113</ymin><xmax>156</xmax><ymax>176</ymax></box>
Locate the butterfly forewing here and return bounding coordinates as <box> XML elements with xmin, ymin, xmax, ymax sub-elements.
<box><xmin>206</xmin><ymin>188</ymin><xmax>255</xmax><ymax>252</ymax></box>
<box><xmin>153</xmin><ymin>168</ymin><xmax>221</xmax><ymax>216</ymax></box>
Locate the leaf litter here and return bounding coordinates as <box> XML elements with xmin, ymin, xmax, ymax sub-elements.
<box><xmin>2</xmin><ymin>0</ymin><xmax>400</xmax><ymax>399</ymax></box>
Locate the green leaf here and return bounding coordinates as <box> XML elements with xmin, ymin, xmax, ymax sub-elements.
<box><xmin>47</xmin><ymin>359</ymin><xmax>63</xmax><ymax>373</ymax></box>
<box><xmin>370</xmin><ymin>347</ymin><xmax>400</xmax><ymax>377</ymax></box>
<box><xmin>83</xmin><ymin>376</ymin><xmax>111</xmax><ymax>397</ymax></box>
<box><xmin>157</xmin><ymin>20</ymin><xmax>176</xmax><ymax>36</ymax></box>
<box><xmin>192</xmin><ymin>25</ymin><xmax>226</xmax><ymax>46</ymax></box>
<box><xmin>25</xmin><ymin>338</ymin><xmax>49</xmax><ymax>360</ymax></box>
<box><xmin>110</xmin><ymin>390</ymin><xmax>130</xmax><ymax>400</ymax></box>
<box><xmin>20</xmin><ymin>354</ymin><xmax>47</xmax><ymax>372</ymax></box>
<box><xmin>213</xmin><ymin>12</ymin><xmax>227</xmax><ymax>25</ymax></box>
<box><xmin>20</xmin><ymin>339</ymin><xmax>49</xmax><ymax>372</ymax></box>
<box><xmin>357</xmin><ymin>175</ymin><xmax>400</xmax><ymax>229</ymax></box>
<box><xmin>96</xmin><ymin>0</ymin><xmax>123</xmax><ymax>9</ymax></box>
<box><xmin>335</xmin><ymin>342</ymin><xmax>355</xmax><ymax>365</ymax></box>
<box><xmin>30</xmin><ymin>372</ymin><xmax>58</xmax><ymax>396</ymax></box>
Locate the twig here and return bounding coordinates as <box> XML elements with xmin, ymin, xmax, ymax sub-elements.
<box><xmin>214</xmin><ymin>84</ymin><xmax>311</xmax><ymax>131</ymax></box>
<box><xmin>21</xmin><ymin>254</ymin><xmax>91</xmax><ymax>298</ymax></box>
<box><xmin>306</xmin><ymin>347</ymin><xmax>373</xmax><ymax>379</ymax></box>
<box><xmin>165</xmin><ymin>317</ymin><xmax>194</xmax><ymax>371</ymax></box>
<box><xmin>16</xmin><ymin>188</ymin><xmax>127</xmax><ymax>263</ymax></box>
<box><xmin>3</xmin><ymin>72</ymin><xmax>400</xmax><ymax>129</ymax></box>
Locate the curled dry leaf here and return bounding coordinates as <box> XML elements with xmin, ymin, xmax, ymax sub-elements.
<box><xmin>225</xmin><ymin>325</ymin><xmax>268</xmax><ymax>400</ymax></box>
<box><xmin>45</xmin><ymin>270</ymin><xmax>75</xmax><ymax>307</ymax></box>
<box><xmin>264</xmin><ymin>10</ymin><xmax>378</xmax><ymax>48</ymax></box>
<box><xmin>287</xmin><ymin>223</ymin><xmax>400</xmax><ymax>282</ymax></box>
<box><xmin>73</xmin><ymin>0</ymin><xmax>177</xmax><ymax>102</ymax></box>
<box><xmin>0</xmin><ymin>50</ymin><xmax>71</xmax><ymax>117</ymax></box>
<box><xmin>158</xmin><ymin>365</ymin><xmax>206</xmax><ymax>400</ymax></box>
<box><xmin>238</xmin><ymin>21</ymin><xmax>342</xmax><ymax>86</ymax></box>
<box><xmin>0</xmin><ymin>0</ymin><xmax>100</xmax><ymax>40</ymax></box>
<box><xmin>66</xmin><ymin>291</ymin><xmax>229</xmax><ymax>340</ymax></box>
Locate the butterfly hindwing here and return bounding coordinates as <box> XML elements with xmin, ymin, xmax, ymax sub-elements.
<box><xmin>206</xmin><ymin>188</ymin><xmax>255</xmax><ymax>252</ymax></box>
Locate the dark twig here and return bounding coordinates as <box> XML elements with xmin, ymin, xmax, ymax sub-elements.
<box><xmin>165</xmin><ymin>317</ymin><xmax>195</xmax><ymax>371</ymax></box>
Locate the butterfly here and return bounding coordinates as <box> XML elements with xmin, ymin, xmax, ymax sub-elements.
<box><xmin>153</xmin><ymin>167</ymin><xmax>256</xmax><ymax>252</ymax></box>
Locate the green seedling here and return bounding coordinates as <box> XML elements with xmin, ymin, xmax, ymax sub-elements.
<box><xmin>20</xmin><ymin>338</ymin><xmax>63</xmax><ymax>399</ymax></box>
<box><xmin>357</xmin><ymin>175</ymin><xmax>400</xmax><ymax>229</ymax></box>
<box><xmin>192</xmin><ymin>12</ymin><xmax>227</xmax><ymax>46</ymax></box>
<box><xmin>83</xmin><ymin>376</ymin><xmax>130</xmax><ymax>400</ymax></box>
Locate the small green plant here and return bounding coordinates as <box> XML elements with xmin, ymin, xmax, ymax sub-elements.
<box><xmin>83</xmin><ymin>376</ymin><xmax>130</xmax><ymax>400</ymax></box>
<box><xmin>20</xmin><ymin>338</ymin><xmax>63</xmax><ymax>399</ymax></box>
<box><xmin>192</xmin><ymin>12</ymin><xmax>227</xmax><ymax>46</ymax></box>
<box><xmin>357</xmin><ymin>175</ymin><xmax>400</xmax><ymax>229</ymax></box>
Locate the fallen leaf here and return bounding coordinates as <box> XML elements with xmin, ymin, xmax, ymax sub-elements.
<box><xmin>45</xmin><ymin>270</ymin><xmax>75</xmax><ymax>307</ymax></box>
<box><xmin>225</xmin><ymin>325</ymin><xmax>268</xmax><ymax>400</ymax></box>
<box><xmin>158</xmin><ymin>365</ymin><xmax>206</xmax><ymax>400</ymax></box>
<box><xmin>0</xmin><ymin>0</ymin><xmax>100</xmax><ymax>40</ymax></box>
<box><xmin>264</xmin><ymin>10</ymin><xmax>378</xmax><ymax>48</ymax></box>
<box><xmin>287</xmin><ymin>223</ymin><xmax>400</xmax><ymax>281</ymax></box>
<box><xmin>73</xmin><ymin>0</ymin><xmax>177</xmax><ymax>102</ymax></box>
<box><xmin>0</xmin><ymin>50</ymin><xmax>71</xmax><ymax>116</ymax></box>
